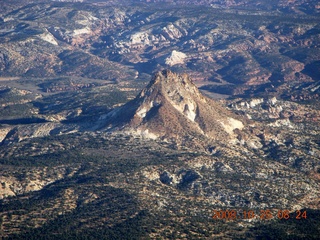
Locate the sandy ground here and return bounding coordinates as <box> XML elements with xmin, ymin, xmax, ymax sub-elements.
<box><xmin>0</xmin><ymin>77</ymin><xmax>20</xmax><ymax>81</ymax></box>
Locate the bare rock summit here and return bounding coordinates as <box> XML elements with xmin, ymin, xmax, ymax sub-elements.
<box><xmin>102</xmin><ymin>70</ymin><xmax>244</xmax><ymax>145</ymax></box>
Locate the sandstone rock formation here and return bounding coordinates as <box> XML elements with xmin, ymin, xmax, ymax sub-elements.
<box><xmin>101</xmin><ymin>70</ymin><xmax>244</xmax><ymax>145</ymax></box>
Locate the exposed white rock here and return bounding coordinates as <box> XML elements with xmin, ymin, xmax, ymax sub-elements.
<box><xmin>228</xmin><ymin>117</ymin><xmax>244</xmax><ymax>130</ymax></box>
<box><xmin>249</xmin><ymin>98</ymin><xmax>264</xmax><ymax>108</ymax></box>
<box><xmin>39</xmin><ymin>31</ymin><xmax>58</xmax><ymax>45</ymax></box>
<box><xmin>276</xmin><ymin>105</ymin><xmax>283</xmax><ymax>112</ymax></box>
<box><xmin>112</xmin><ymin>9</ymin><xmax>127</xmax><ymax>23</ymax></box>
<box><xmin>220</xmin><ymin>117</ymin><xmax>244</xmax><ymax>135</ymax></box>
<box><xmin>238</xmin><ymin>98</ymin><xmax>264</xmax><ymax>108</ymax></box>
<box><xmin>162</xmin><ymin>23</ymin><xmax>183</xmax><ymax>39</ymax></box>
<box><xmin>32</xmin><ymin>123</ymin><xmax>57</xmax><ymax>138</ymax></box>
<box><xmin>183</xmin><ymin>102</ymin><xmax>197</xmax><ymax>122</ymax></box>
<box><xmin>165</xmin><ymin>50</ymin><xmax>187</xmax><ymax>66</ymax></box>
<box><xmin>256</xmin><ymin>172</ymin><xmax>268</xmax><ymax>179</ymax></box>
<box><xmin>130</xmin><ymin>32</ymin><xmax>150</xmax><ymax>45</ymax></box>
<box><xmin>103</xmin><ymin>70</ymin><xmax>245</xmax><ymax>143</ymax></box>
<box><xmin>247</xmin><ymin>140</ymin><xmax>263</xmax><ymax>149</ymax></box>
<box><xmin>73</xmin><ymin>27</ymin><xmax>91</xmax><ymax>36</ymax></box>
<box><xmin>45</xmin><ymin>114</ymin><xmax>67</xmax><ymax>122</ymax></box>
<box><xmin>0</xmin><ymin>127</ymin><xmax>12</xmax><ymax>142</ymax></box>
<box><xmin>240</xmin><ymin>101</ymin><xmax>250</xmax><ymax>108</ymax></box>
<box><xmin>140</xmin><ymin>129</ymin><xmax>158</xmax><ymax>140</ymax></box>
<box><xmin>0</xmin><ymin>177</ymin><xmax>16</xmax><ymax>198</ymax></box>
<box><xmin>267</xmin><ymin>97</ymin><xmax>277</xmax><ymax>106</ymax></box>
<box><xmin>76</xmin><ymin>12</ymin><xmax>98</xmax><ymax>26</ymax></box>
<box><xmin>159</xmin><ymin>34</ymin><xmax>166</xmax><ymax>41</ymax></box>
<box><xmin>0</xmin><ymin>166</ymin><xmax>74</xmax><ymax>199</ymax></box>
<box><xmin>269</xmin><ymin>119</ymin><xmax>293</xmax><ymax>128</ymax></box>
<box><xmin>3</xmin><ymin>17</ymin><xmax>14</xmax><ymax>22</ymax></box>
<box><xmin>141</xmin><ymin>167</ymin><xmax>159</xmax><ymax>181</ymax></box>
<box><xmin>311</xmin><ymin>84</ymin><xmax>320</xmax><ymax>92</ymax></box>
<box><xmin>166</xmin><ymin>90</ymin><xmax>197</xmax><ymax>122</ymax></box>
<box><xmin>136</xmin><ymin>101</ymin><xmax>156</xmax><ymax>118</ymax></box>
<box><xmin>136</xmin><ymin>106</ymin><xmax>149</xmax><ymax>118</ymax></box>
<box><xmin>129</xmin><ymin>128</ymin><xmax>158</xmax><ymax>140</ymax></box>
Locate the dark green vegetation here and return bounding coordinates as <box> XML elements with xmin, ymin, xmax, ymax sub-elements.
<box><xmin>0</xmin><ymin>128</ymin><xmax>319</xmax><ymax>239</ymax></box>
<box><xmin>0</xmin><ymin>77</ymin><xmax>145</xmax><ymax>124</ymax></box>
<box><xmin>0</xmin><ymin>132</ymin><xmax>215</xmax><ymax>239</ymax></box>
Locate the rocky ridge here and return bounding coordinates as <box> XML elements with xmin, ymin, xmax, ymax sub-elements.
<box><xmin>101</xmin><ymin>70</ymin><xmax>245</xmax><ymax>146</ymax></box>
<box><xmin>0</xmin><ymin>1</ymin><xmax>319</xmax><ymax>98</ymax></box>
<box><xmin>0</xmin><ymin>1</ymin><xmax>319</xmax><ymax>238</ymax></box>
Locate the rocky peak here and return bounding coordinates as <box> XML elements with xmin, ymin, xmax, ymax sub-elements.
<box><xmin>137</xmin><ymin>70</ymin><xmax>203</xmax><ymax>121</ymax></box>
<box><xmin>101</xmin><ymin>70</ymin><xmax>245</xmax><ymax>146</ymax></box>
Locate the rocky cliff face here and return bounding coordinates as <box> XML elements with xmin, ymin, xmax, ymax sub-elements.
<box><xmin>101</xmin><ymin>70</ymin><xmax>244</xmax><ymax>145</ymax></box>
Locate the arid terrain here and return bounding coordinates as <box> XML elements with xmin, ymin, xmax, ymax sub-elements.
<box><xmin>0</xmin><ymin>0</ymin><xmax>320</xmax><ymax>239</ymax></box>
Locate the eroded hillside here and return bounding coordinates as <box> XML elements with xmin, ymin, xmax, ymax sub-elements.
<box><xmin>0</xmin><ymin>0</ymin><xmax>319</xmax><ymax>98</ymax></box>
<box><xmin>0</xmin><ymin>1</ymin><xmax>320</xmax><ymax>239</ymax></box>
